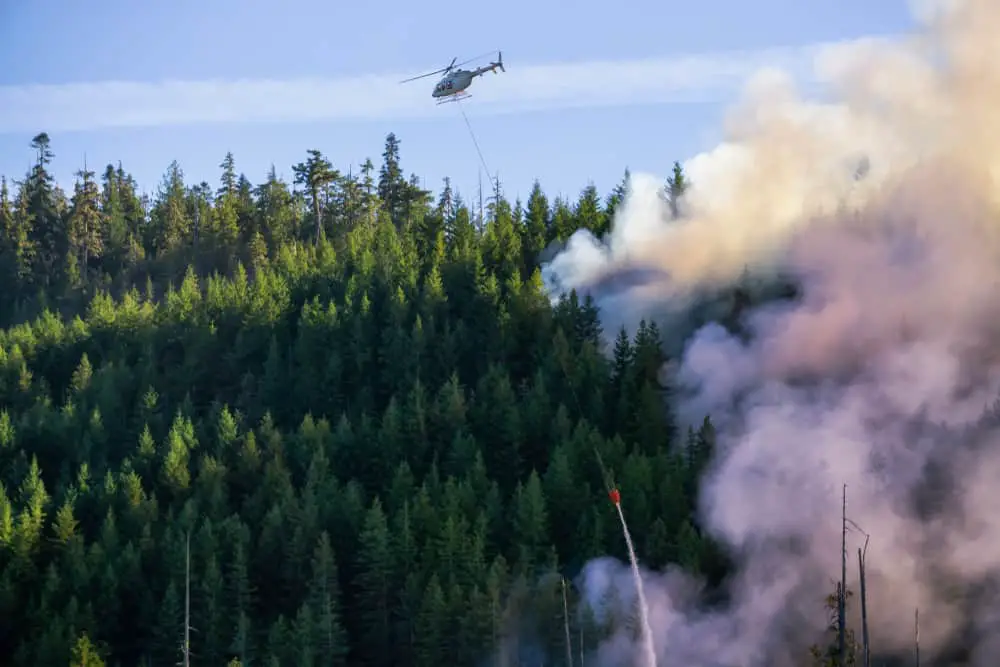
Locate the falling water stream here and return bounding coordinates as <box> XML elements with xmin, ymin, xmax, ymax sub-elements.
<box><xmin>615</xmin><ymin>502</ymin><xmax>657</xmax><ymax>667</ymax></box>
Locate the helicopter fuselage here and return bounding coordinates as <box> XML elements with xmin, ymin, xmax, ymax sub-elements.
<box><xmin>401</xmin><ymin>52</ymin><xmax>504</xmax><ymax>102</ymax></box>
<box><xmin>432</xmin><ymin>69</ymin><xmax>475</xmax><ymax>97</ymax></box>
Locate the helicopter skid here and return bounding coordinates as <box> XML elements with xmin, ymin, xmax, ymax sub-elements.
<box><xmin>437</xmin><ymin>92</ymin><xmax>471</xmax><ymax>105</ymax></box>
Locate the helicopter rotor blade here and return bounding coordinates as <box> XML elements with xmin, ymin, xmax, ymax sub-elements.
<box><xmin>455</xmin><ymin>50</ymin><xmax>497</xmax><ymax>68</ymax></box>
<box><xmin>399</xmin><ymin>51</ymin><xmax>499</xmax><ymax>84</ymax></box>
<box><xmin>399</xmin><ymin>68</ymin><xmax>445</xmax><ymax>84</ymax></box>
<box><xmin>399</xmin><ymin>58</ymin><xmax>457</xmax><ymax>84</ymax></box>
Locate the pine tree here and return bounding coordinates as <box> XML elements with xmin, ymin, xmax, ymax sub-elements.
<box><xmin>310</xmin><ymin>531</ymin><xmax>348</xmax><ymax>666</ymax></box>
<box><xmin>664</xmin><ymin>160</ymin><xmax>688</xmax><ymax>219</ymax></box>
<box><xmin>378</xmin><ymin>133</ymin><xmax>406</xmax><ymax>226</ymax></box>
<box><xmin>356</xmin><ymin>498</ymin><xmax>393</xmax><ymax>667</ymax></box>
<box><xmin>69</xmin><ymin>633</ymin><xmax>105</xmax><ymax>667</ymax></box>
<box><xmin>66</xmin><ymin>165</ymin><xmax>103</xmax><ymax>286</ymax></box>
<box><xmin>293</xmin><ymin>150</ymin><xmax>338</xmax><ymax>244</ymax></box>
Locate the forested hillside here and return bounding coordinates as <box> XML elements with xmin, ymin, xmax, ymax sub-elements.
<box><xmin>0</xmin><ymin>130</ymin><xmax>732</xmax><ymax>666</ymax></box>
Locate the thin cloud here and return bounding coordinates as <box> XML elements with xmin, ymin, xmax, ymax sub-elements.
<box><xmin>0</xmin><ymin>39</ymin><xmax>886</xmax><ymax>133</ymax></box>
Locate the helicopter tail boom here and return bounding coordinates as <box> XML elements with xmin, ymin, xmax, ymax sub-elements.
<box><xmin>485</xmin><ymin>51</ymin><xmax>504</xmax><ymax>74</ymax></box>
<box><xmin>472</xmin><ymin>52</ymin><xmax>505</xmax><ymax>78</ymax></box>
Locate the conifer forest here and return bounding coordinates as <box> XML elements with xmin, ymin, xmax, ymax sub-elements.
<box><xmin>0</xmin><ymin>131</ymin><xmax>852</xmax><ymax>667</ymax></box>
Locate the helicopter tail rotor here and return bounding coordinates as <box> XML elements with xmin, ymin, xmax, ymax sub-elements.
<box><xmin>496</xmin><ymin>51</ymin><xmax>505</xmax><ymax>72</ymax></box>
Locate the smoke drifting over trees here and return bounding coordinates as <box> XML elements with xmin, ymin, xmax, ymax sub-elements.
<box><xmin>544</xmin><ymin>0</ymin><xmax>1000</xmax><ymax>664</ymax></box>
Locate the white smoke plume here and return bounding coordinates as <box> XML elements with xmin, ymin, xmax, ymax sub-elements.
<box><xmin>545</xmin><ymin>0</ymin><xmax>1000</xmax><ymax>664</ymax></box>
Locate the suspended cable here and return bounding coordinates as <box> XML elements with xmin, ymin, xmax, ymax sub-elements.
<box><xmin>456</xmin><ymin>99</ymin><xmax>498</xmax><ymax>201</ymax></box>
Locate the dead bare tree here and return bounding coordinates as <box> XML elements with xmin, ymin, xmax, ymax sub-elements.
<box><xmin>183</xmin><ymin>530</ymin><xmax>190</xmax><ymax>667</ymax></box>
<box><xmin>178</xmin><ymin>530</ymin><xmax>197</xmax><ymax>667</ymax></box>
<box><xmin>857</xmin><ymin>534</ymin><xmax>870</xmax><ymax>667</ymax></box>
<box><xmin>838</xmin><ymin>484</ymin><xmax>871</xmax><ymax>667</ymax></box>
<box><xmin>562</xmin><ymin>578</ymin><xmax>573</xmax><ymax>667</ymax></box>
<box><xmin>839</xmin><ymin>485</ymin><xmax>847</xmax><ymax>666</ymax></box>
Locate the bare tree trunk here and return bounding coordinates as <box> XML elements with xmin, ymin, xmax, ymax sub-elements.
<box><xmin>562</xmin><ymin>579</ymin><xmax>573</xmax><ymax>667</ymax></box>
<box><xmin>184</xmin><ymin>530</ymin><xmax>191</xmax><ymax>667</ymax></box>
<box><xmin>839</xmin><ymin>484</ymin><xmax>847</xmax><ymax>667</ymax></box>
<box><xmin>858</xmin><ymin>547</ymin><xmax>870</xmax><ymax>667</ymax></box>
<box><xmin>312</xmin><ymin>186</ymin><xmax>322</xmax><ymax>245</ymax></box>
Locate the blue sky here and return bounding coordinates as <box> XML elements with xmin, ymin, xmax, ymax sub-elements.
<box><xmin>0</xmin><ymin>0</ymin><xmax>916</xmax><ymax>207</ymax></box>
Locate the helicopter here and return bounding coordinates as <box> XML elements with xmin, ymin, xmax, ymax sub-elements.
<box><xmin>400</xmin><ymin>51</ymin><xmax>505</xmax><ymax>104</ymax></box>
